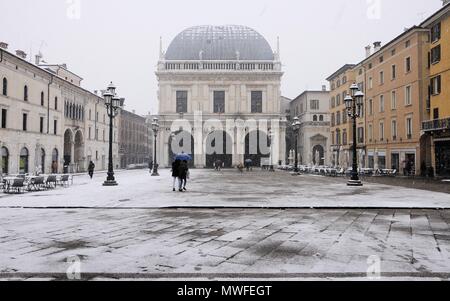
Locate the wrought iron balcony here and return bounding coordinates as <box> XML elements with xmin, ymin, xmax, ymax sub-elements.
<box><xmin>422</xmin><ymin>118</ymin><xmax>450</xmax><ymax>132</ymax></box>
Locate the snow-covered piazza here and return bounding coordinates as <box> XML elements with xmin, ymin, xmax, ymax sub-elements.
<box><xmin>1</xmin><ymin>169</ymin><xmax>450</xmax><ymax>280</ymax></box>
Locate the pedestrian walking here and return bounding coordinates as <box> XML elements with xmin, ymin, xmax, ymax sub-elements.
<box><xmin>178</xmin><ymin>160</ymin><xmax>189</xmax><ymax>192</ymax></box>
<box><xmin>171</xmin><ymin>159</ymin><xmax>180</xmax><ymax>192</ymax></box>
<box><xmin>88</xmin><ymin>161</ymin><xmax>95</xmax><ymax>179</ymax></box>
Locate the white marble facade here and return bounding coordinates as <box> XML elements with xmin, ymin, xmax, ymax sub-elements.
<box><xmin>155</xmin><ymin>25</ymin><xmax>286</xmax><ymax>168</ymax></box>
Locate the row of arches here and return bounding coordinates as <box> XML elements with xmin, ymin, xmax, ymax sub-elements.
<box><xmin>0</xmin><ymin>146</ymin><xmax>59</xmax><ymax>175</ymax></box>
<box><xmin>168</xmin><ymin>130</ymin><xmax>272</xmax><ymax>168</ymax></box>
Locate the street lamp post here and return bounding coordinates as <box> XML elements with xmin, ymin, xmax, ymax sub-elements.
<box><xmin>151</xmin><ymin>117</ymin><xmax>160</xmax><ymax>176</ymax></box>
<box><xmin>292</xmin><ymin>117</ymin><xmax>301</xmax><ymax>174</ymax></box>
<box><xmin>345</xmin><ymin>83</ymin><xmax>365</xmax><ymax>187</ymax></box>
<box><xmin>268</xmin><ymin>129</ymin><xmax>275</xmax><ymax>172</ymax></box>
<box><xmin>103</xmin><ymin>82</ymin><xmax>124</xmax><ymax>187</ymax></box>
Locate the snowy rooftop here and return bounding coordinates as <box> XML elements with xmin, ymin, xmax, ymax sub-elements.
<box><xmin>165</xmin><ymin>25</ymin><xmax>275</xmax><ymax>61</ymax></box>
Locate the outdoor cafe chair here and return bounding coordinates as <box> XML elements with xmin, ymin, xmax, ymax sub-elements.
<box><xmin>6</xmin><ymin>178</ymin><xmax>25</xmax><ymax>194</ymax></box>
<box><xmin>45</xmin><ymin>175</ymin><xmax>57</xmax><ymax>189</ymax></box>
<box><xmin>28</xmin><ymin>176</ymin><xmax>45</xmax><ymax>192</ymax></box>
<box><xmin>58</xmin><ymin>175</ymin><xmax>71</xmax><ymax>187</ymax></box>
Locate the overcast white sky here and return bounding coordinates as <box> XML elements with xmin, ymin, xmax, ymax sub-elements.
<box><xmin>0</xmin><ymin>0</ymin><xmax>444</xmax><ymax>115</ymax></box>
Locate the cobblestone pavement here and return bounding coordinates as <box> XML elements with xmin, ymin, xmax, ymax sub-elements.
<box><xmin>1</xmin><ymin>208</ymin><xmax>450</xmax><ymax>280</ymax></box>
<box><xmin>0</xmin><ymin>169</ymin><xmax>449</xmax><ymax>208</ymax></box>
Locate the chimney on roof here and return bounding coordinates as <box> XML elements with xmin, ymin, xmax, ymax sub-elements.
<box><xmin>0</xmin><ymin>42</ymin><xmax>8</xmax><ymax>50</ymax></box>
<box><xmin>15</xmin><ymin>50</ymin><xmax>27</xmax><ymax>59</ymax></box>
<box><xmin>365</xmin><ymin>45</ymin><xmax>372</xmax><ymax>58</ymax></box>
<box><xmin>132</xmin><ymin>110</ymin><xmax>136</xmax><ymax>114</ymax></box>
<box><xmin>322</xmin><ymin>85</ymin><xmax>327</xmax><ymax>92</ymax></box>
<box><xmin>35</xmin><ymin>54</ymin><xmax>42</xmax><ymax>65</ymax></box>
<box><xmin>61</xmin><ymin>63</ymin><xmax>67</xmax><ymax>69</ymax></box>
<box><xmin>373</xmin><ymin>41</ymin><xmax>382</xmax><ymax>52</ymax></box>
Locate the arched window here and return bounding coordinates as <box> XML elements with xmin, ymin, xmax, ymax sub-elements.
<box><xmin>319</xmin><ymin>115</ymin><xmax>324</xmax><ymax>122</ymax></box>
<box><xmin>41</xmin><ymin>91</ymin><xmax>45</xmax><ymax>106</ymax></box>
<box><xmin>39</xmin><ymin>148</ymin><xmax>45</xmax><ymax>174</ymax></box>
<box><xmin>2</xmin><ymin>78</ymin><xmax>7</xmax><ymax>96</ymax></box>
<box><xmin>24</xmin><ymin>85</ymin><xmax>28</xmax><ymax>101</ymax></box>
<box><xmin>1</xmin><ymin>146</ymin><xmax>9</xmax><ymax>174</ymax></box>
<box><xmin>19</xmin><ymin>147</ymin><xmax>29</xmax><ymax>174</ymax></box>
<box><xmin>313</xmin><ymin>115</ymin><xmax>318</xmax><ymax>122</ymax></box>
<box><xmin>52</xmin><ymin>149</ymin><xmax>59</xmax><ymax>173</ymax></box>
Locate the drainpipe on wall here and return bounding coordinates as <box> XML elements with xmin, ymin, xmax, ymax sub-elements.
<box><xmin>47</xmin><ymin>75</ymin><xmax>54</xmax><ymax>134</ymax></box>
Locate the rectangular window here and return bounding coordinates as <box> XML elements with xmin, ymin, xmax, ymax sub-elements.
<box><xmin>391</xmin><ymin>91</ymin><xmax>397</xmax><ymax>110</ymax></box>
<box><xmin>336</xmin><ymin>95</ymin><xmax>341</xmax><ymax>106</ymax></box>
<box><xmin>391</xmin><ymin>120</ymin><xmax>397</xmax><ymax>140</ymax></box>
<box><xmin>406</xmin><ymin>57</ymin><xmax>411</xmax><ymax>73</ymax></box>
<box><xmin>1</xmin><ymin>109</ymin><xmax>6</xmax><ymax>128</ymax></box>
<box><xmin>405</xmin><ymin>40</ymin><xmax>411</xmax><ymax>48</ymax></box>
<box><xmin>369</xmin><ymin>77</ymin><xmax>373</xmax><ymax>89</ymax></box>
<box><xmin>213</xmin><ymin>91</ymin><xmax>225</xmax><ymax>113</ymax></box>
<box><xmin>433</xmin><ymin>108</ymin><xmax>439</xmax><ymax>120</ymax></box>
<box><xmin>431</xmin><ymin>75</ymin><xmax>441</xmax><ymax>95</ymax></box>
<box><xmin>89</xmin><ymin>127</ymin><xmax>91</xmax><ymax>140</ymax></box>
<box><xmin>405</xmin><ymin>86</ymin><xmax>412</xmax><ymax>105</ymax></box>
<box><xmin>22</xmin><ymin>113</ymin><xmax>27</xmax><ymax>131</ymax></box>
<box><xmin>251</xmin><ymin>91</ymin><xmax>263</xmax><ymax>113</ymax></box>
<box><xmin>343</xmin><ymin>130</ymin><xmax>347</xmax><ymax>145</ymax></box>
<box><xmin>380</xmin><ymin>71</ymin><xmax>384</xmax><ymax>85</ymax></box>
<box><xmin>406</xmin><ymin>117</ymin><xmax>413</xmax><ymax>138</ymax></box>
<box><xmin>392</xmin><ymin>65</ymin><xmax>396</xmax><ymax>79</ymax></box>
<box><xmin>369</xmin><ymin>99</ymin><xmax>373</xmax><ymax>115</ymax></box>
<box><xmin>431</xmin><ymin>45</ymin><xmax>441</xmax><ymax>64</ymax></box>
<box><xmin>54</xmin><ymin>120</ymin><xmax>57</xmax><ymax>135</ymax></box>
<box><xmin>40</xmin><ymin>117</ymin><xmax>44</xmax><ymax>133</ymax></box>
<box><xmin>379</xmin><ymin>122</ymin><xmax>384</xmax><ymax>141</ymax></box>
<box><xmin>310</xmin><ymin>99</ymin><xmax>319</xmax><ymax>110</ymax></box>
<box><xmin>342</xmin><ymin>110</ymin><xmax>347</xmax><ymax>124</ymax></box>
<box><xmin>176</xmin><ymin>91</ymin><xmax>188</xmax><ymax>113</ymax></box>
<box><xmin>380</xmin><ymin>95</ymin><xmax>385</xmax><ymax>112</ymax></box>
<box><xmin>431</xmin><ymin>22</ymin><xmax>441</xmax><ymax>42</ymax></box>
<box><xmin>55</xmin><ymin>97</ymin><xmax>58</xmax><ymax>110</ymax></box>
<box><xmin>336</xmin><ymin>111</ymin><xmax>341</xmax><ymax>125</ymax></box>
<box><xmin>358</xmin><ymin>127</ymin><xmax>364</xmax><ymax>144</ymax></box>
<box><xmin>368</xmin><ymin>124</ymin><xmax>373</xmax><ymax>141</ymax></box>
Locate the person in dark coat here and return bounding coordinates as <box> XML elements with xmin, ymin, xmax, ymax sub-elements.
<box><xmin>88</xmin><ymin>161</ymin><xmax>95</xmax><ymax>179</ymax></box>
<box><xmin>171</xmin><ymin>159</ymin><xmax>180</xmax><ymax>192</ymax></box>
<box><xmin>178</xmin><ymin>160</ymin><xmax>189</xmax><ymax>192</ymax></box>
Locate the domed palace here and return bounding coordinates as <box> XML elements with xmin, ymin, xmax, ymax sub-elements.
<box><xmin>155</xmin><ymin>25</ymin><xmax>286</xmax><ymax>168</ymax></box>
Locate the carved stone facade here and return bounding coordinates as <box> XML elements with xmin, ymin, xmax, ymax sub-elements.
<box><xmin>155</xmin><ymin>25</ymin><xmax>286</xmax><ymax>168</ymax></box>
<box><xmin>290</xmin><ymin>90</ymin><xmax>331</xmax><ymax>166</ymax></box>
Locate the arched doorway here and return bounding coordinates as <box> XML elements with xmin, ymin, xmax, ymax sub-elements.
<box><xmin>312</xmin><ymin>145</ymin><xmax>325</xmax><ymax>166</ymax></box>
<box><xmin>169</xmin><ymin>130</ymin><xmax>195</xmax><ymax>168</ymax></box>
<box><xmin>245</xmin><ymin>131</ymin><xmax>270</xmax><ymax>168</ymax></box>
<box><xmin>1</xmin><ymin>147</ymin><xmax>9</xmax><ymax>174</ymax></box>
<box><xmin>19</xmin><ymin>147</ymin><xmax>29</xmax><ymax>174</ymax></box>
<box><xmin>74</xmin><ymin>130</ymin><xmax>85</xmax><ymax>172</ymax></box>
<box><xmin>205</xmin><ymin>131</ymin><xmax>233</xmax><ymax>168</ymax></box>
<box><xmin>52</xmin><ymin>149</ymin><xmax>59</xmax><ymax>173</ymax></box>
<box><xmin>38</xmin><ymin>148</ymin><xmax>45</xmax><ymax>174</ymax></box>
<box><xmin>63</xmin><ymin>129</ymin><xmax>73</xmax><ymax>169</ymax></box>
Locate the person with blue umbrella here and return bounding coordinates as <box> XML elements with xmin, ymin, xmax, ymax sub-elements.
<box><xmin>175</xmin><ymin>152</ymin><xmax>192</xmax><ymax>191</ymax></box>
